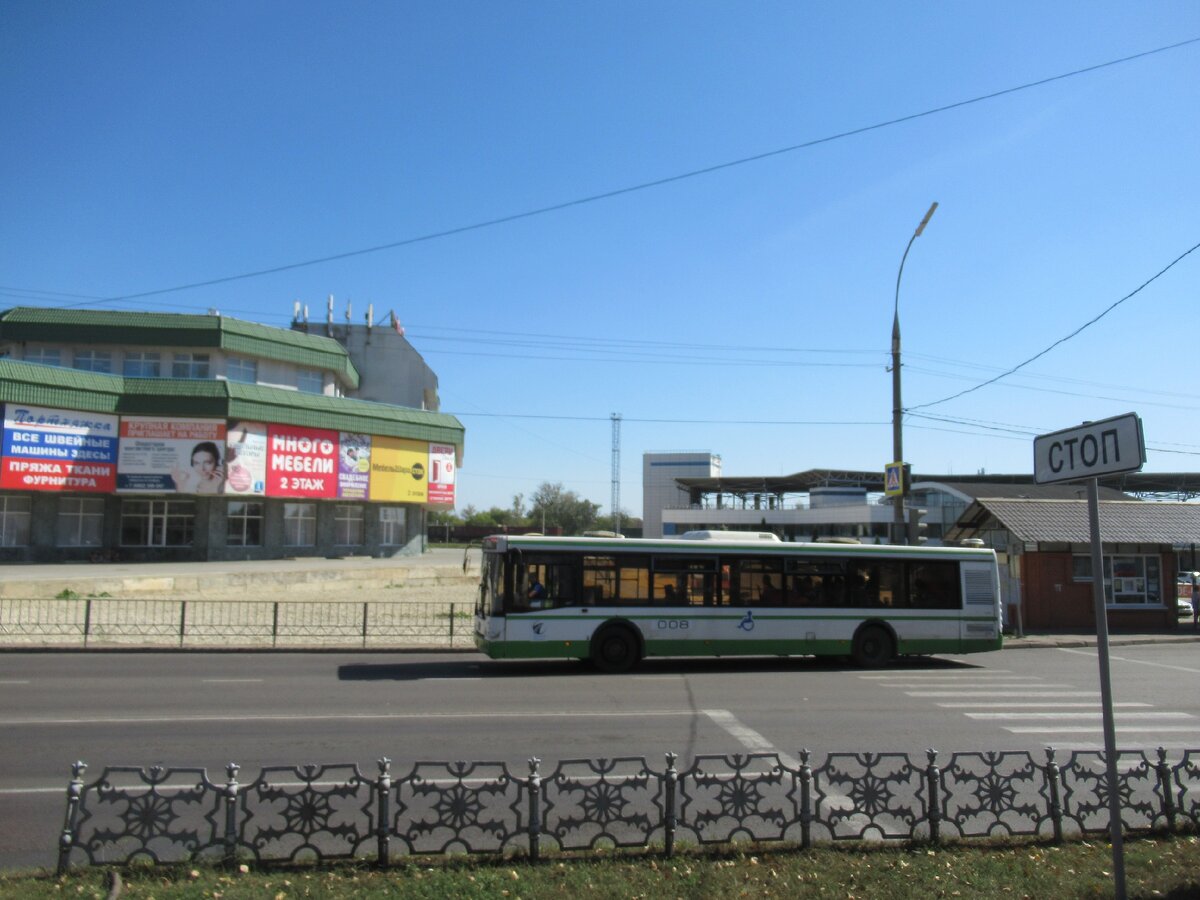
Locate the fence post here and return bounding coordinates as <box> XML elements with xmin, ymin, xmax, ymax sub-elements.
<box><xmin>798</xmin><ymin>749</ymin><xmax>813</xmax><ymax>850</ymax></box>
<box><xmin>375</xmin><ymin>757</ymin><xmax>391</xmax><ymax>867</ymax></box>
<box><xmin>362</xmin><ymin>602</ymin><xmax>369</xmax><ymax>649</ymax></box>
<box><xmin>179</xmin><ymin>601</ymin><xmax>187</xmax><ymax>648</ymax></box>
<box><xmin>1044</xmin><ymin>747</ymin><xmax>1064</xmax><ymax>843</ymax></box>
<box><xmin>223</xmin><ymin>763</ymin><xmax>240</xmax><ymax>867</ymax></box>
<box><xmin>526</xmin><ymin>757</ymin><xmax>541</xmax><ymax>863</ymax></box>
<box><xmin>924</xmin><ymin>748</ymin><xmax>942</xmax><ymax>844</ymax></box>
<box><xmin>272</xmin><ymin>603</ymin><xmax>279</xmax><ymax>648</ymax></box>
<box><xmin>663</xmin><ymin>751</ymin><xmax>678</xmax><ymax>858</ymax></box>
<box><xmin>56</xmin><ymin>761</ymin><xmax>87</xmax><ymax>876</ymax></box>
<box><xmin>83</xmin><ymin>599</ymin><xmax>92</xmax><ymax>648</ymax></box>
<box><xmin>449</xmin><ymin>603</ymin><xmax>456</xmax><ymax>645</ymax></box>
<box><xmin>1154</xmin><ymin>746</ymin><xmax>1176</xmax><ymax>833</ymax></box>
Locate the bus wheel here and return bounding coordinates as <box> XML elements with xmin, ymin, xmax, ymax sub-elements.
<box><xmin>591</xmin><ymin>625</ymin><xmax>640</xmax><ymax>673</ymax></box>
<box><xmin>852</xmin><ymin>626</ymin><xmax>894</xmax><ymax>668</ymax></box>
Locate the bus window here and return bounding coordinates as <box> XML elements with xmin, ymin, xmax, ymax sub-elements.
<box><xmin>907</xmin><ymin>560</ymin><xmax>961</xmax><ymax>609</ymax></box>
<box><xmin>785</xmin><ymin>558</ymin><xmax>848</xmax><ymax>607</ymax></box>
<box><xmin>651</xmin><ymin>556</ymin><xmax>717</xmax><ymax>606</ymax></box>
<box><xmin>583</xmin><ymin>555</ymin><xmax>616</xmax><ymax>605</ymax></box>
<box><xmin>732</xmin><ymin>557</ymin><xmax>784</xmax><ymax>605</ymax></box>
<box><xmin>618</xmin><ymin>558</ymin><xmax>650</xmax><ymax>605</ymax></box>
<box><xmin>847</xmin><ymin>562</ymin><xmax>904</xmax><ymax>608</ymax></box>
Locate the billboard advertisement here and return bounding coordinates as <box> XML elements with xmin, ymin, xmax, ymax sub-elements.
<box><xmin>224</xmin><ymin>421</ymin><xmax>268</xmax><ymax>496</ymax></box>
<box><xmin>338</xmin><ymin>433</ymin><xmax>371</xmax><ymax>499</ymax></box>
<box><xmin>369</xmin><ymin>436</ymin><xmax>429</xmax><ymax>503</ymax></box>
<box><xmin>266</xmin><ymin>425</ymin><xmax>339</xmax><ymax>498</ymax></box>
<box><xmin>427</xmin><ymin>443</ymin><xmax>456</xmax><ymax>506</ymax></box>
<box><xmin>0</xmin><ymin>404</ymin><xmax>119</xmax><ymax>493</ymax></box>
<box><xmin>117</xmin><ymin>417</ymin><xmax>228</xmax><ymax>493</ymax></box>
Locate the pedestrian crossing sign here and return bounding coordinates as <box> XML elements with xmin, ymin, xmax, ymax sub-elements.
<box><xmin>884</xmin><ymin>462</ymin><xmax>904</xmax><ymax>496</ymax></box>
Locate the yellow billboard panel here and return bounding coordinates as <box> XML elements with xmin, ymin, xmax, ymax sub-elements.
<box><xmin>369</xmin><ymin>436</ymin><xmax>428</xmax><ymax>503</ymax></box>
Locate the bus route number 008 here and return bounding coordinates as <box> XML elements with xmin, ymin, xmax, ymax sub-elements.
<box><xmin>656</xmin><ymin>619</ymin><xmax>689</xmax><ymax>630</ymax></box>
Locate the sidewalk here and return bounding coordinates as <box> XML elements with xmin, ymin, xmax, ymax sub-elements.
<box><xmin>1005</xmin><ymin>630</ymin><xmax>1200</xmax><ymax>649</ymax></box>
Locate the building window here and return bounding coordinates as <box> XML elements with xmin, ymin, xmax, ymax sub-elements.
<box><xmin>1072</xmin><ymin>554</ymin><xmax>1162</xmax><ymax>606</ymax></box>
<box><xmin>0</xmin><ymin>494</ymin><xmax>32</xmax><ymax>546</ymax></box>
<box><xmin>56</xmin><ymin>498</ymin><xmax>105</xmax><ymax>547</ymax></box>
<box><xmin>380</xmin><ymin>507</ymin><xmax>406</xmax><ymax>546</ymax></box>
<box><xmin>72</xmin><ymin>350</ymin><xmax>113</xmax><ymax>373</ymax></box>
<box><xmin>23</xmin><ymin>348</ymin><xmax>61</xmax><ymax>367</ymax></box>
<box><xmin>123</xmin><ymin>352</ymin><xmax>161</xmax><ymax>378</ymax></box>
<box><xmin>227</xmin><ymin>501</ymin><xmax>264</xmax><ymax>547</ymax></box>
<box><xmin>172</xmin><ymin>353</ymin><xmax>211</xmax><ymax>379</ymax></box>
<box><xmin>334</xmin><ymin>505</ymin><xmax>364</xmax><ymax>546</ymax></box>
<box><xmin>120</xmin><ymin>499</ymin><xmax>195</xmax><ymax>547</ymax></box>
<box><xmin>297</xmin><ymin>368</ymin><xmax>324</xmax><ymax>394</ymax></box>
<box><xmin>226</xmin><ymin>357</ymin><xmax>257</xmax><ymax>384</ymax></box>
<box><xmin>283</xmin><ymin>502</ymin><xmax>317</xmax><ymax>547</ymax></box>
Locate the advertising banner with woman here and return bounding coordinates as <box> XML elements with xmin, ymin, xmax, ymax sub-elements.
<box><xmin>116</xmin><ymin>417</ymin><xmax>228</xmax><ymax>493</ymax></box>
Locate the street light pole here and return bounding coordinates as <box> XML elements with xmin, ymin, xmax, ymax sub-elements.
<box><xmin>891</xmin><ymin>201</ymin><xmax>938</xmax><ymax>545</ymax></box>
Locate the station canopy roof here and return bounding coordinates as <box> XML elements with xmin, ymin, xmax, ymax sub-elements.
<box><xmin>675</xmin><ymin>469</ymin><xmax>1200</xmax><ymax>501</ymax></box>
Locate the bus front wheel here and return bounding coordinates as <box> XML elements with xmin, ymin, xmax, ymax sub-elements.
<box><xmin>591</xmin><ymin>625</ymin><xmax>640</xmax><ymax>673</ymax></box>
<box><xmin>852</xmin><ymin>626</ymin><xmax>894</xmax><ymax>668</ymax></box>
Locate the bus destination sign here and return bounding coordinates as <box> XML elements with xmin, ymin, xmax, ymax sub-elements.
<box><xmin>1033</xmin><ymin>412</ymin><xmax>1145</xmax><ymax>485</ymax></box>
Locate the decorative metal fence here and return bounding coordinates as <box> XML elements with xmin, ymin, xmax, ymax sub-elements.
<box><xmin>57</xmin><ymin>746</ymin><xmax>1200</xmax><ymax>873</ymax></box>
<box><xmin>0</xmin><ymin>599</ymin><xmax>474</xmax><ymax>648</ymax></box>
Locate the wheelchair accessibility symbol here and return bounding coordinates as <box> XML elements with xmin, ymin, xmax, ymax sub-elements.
<box><xmin>737</xmin><ymin>611</ymin><xmax>755</xmax><ymax>632</ymax></box>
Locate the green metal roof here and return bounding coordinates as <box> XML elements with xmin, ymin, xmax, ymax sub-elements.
<box><xmin>0</xmin><ymin>360</ymin><xmax>463</xmax><ymax>451</ymax></box>
<box><xmin>0</xmin><ymin>307</ymin><xmax>360</xmax><ymax>389</ymax></box>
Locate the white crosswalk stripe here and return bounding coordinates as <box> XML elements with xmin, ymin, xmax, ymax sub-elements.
<box><xmin>862</xmin><ymin>669</ymin><xmax>1200</xmax><ymax>743</ymax></box>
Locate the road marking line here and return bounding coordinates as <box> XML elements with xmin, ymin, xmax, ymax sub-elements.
<box><xmin>967</xmin><ymin>712</ymin><xmax>1193</xmax><ymax>720</ymax></box>
<box><xmin>859</xmin><ymin>671</ymin><xmax>1021</xmax><ymax>679</ymax></box>
<box><xmin>880</xmin><ymin>682</ymin><xmax>1075</xmax><ymax>689</ymax></box>
<box><xmin>1058</xmin><ymin>647</ymin><xmax>1200</xmax><ymax>675</ymax></box>
<box><xmin>0</xmin><ymin>680</ymin><xmax>31</xmax><ymax>685</ymax></box>
<box><xmin>703</xmin><ymin>709</ymin><xmax>800</xmax><ymax>769</ymax></box>
<box><xmin>1006</xmin><ymin>726</ymin><xmax>1200</xmax><ymax>734</ymax></box>
<box><xmin>201</xmin><ymin>679</ymin><xmax>264</xmax><ymax>683</ymax></box>
<box><xmin>937</xmin><ymin>702</ymin><xmax>1151</xmax><ymax>709</ymax></box>
<box><xmin>0</xmin><ymin>710</ymin><xmax>697</xmax><ymax>726</ymax></box>
<box><xmin>905</xmin><ymin>691</ymin><xmax>1098</xmax><ymax>698</ymax></box>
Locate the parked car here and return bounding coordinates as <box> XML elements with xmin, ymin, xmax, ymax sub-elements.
<box><xmin>1177</xmin><ymin>572</ymin><xmax>1198</xmax><ymax>617</ymax></box>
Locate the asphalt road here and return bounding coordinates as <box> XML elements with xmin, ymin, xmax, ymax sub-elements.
<box><xmin>3</xmin><ymin>644</ymin><xmax>1199</xmax><ymax>870</ymax></box>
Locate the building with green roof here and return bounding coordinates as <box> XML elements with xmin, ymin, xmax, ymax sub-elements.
<box><xmin>0</xmin><ymin>307</ymin><xmax>464</xmax><ymax>562</ymax></box>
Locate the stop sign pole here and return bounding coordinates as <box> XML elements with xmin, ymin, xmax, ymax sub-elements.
<box><xmin>1034</xmin><ymin>412</ymin><xmax>1145</xmax><ymax>900</ymax></box>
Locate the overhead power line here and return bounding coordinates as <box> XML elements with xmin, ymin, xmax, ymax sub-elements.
<box><xmin>907</xmin><ymin>238</ymin><xmax>1200</xmax><ymax>412</ymax></box>
<box><xmin>35</xmin><ymin>35</ymin><xmax>1199</xmax><ymax>306</ymax></box>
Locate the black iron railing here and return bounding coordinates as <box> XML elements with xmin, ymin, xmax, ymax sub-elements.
<box><xmin>0</xmin><ymin>599</ymin><xmax>473</xmax><ymax>648</ymax></box>
<box><xmin>57</xmin><ymin>746</ymin><xmax>1200</xmax><ymax>873</ymax></box>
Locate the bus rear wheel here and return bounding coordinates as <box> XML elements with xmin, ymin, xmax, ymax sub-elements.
<box><xmin>591</xmin><ymin>625</ymin><xmax>640</xmax><ymax>673</ymax></box>
<box><xmin>852</xmin><ymin>626</ymin><xmax>894</xmax><ymax>668</ymax></box>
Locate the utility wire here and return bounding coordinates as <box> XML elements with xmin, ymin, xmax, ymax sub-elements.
<box><xmin>42</xmin><ymin>35</ymin><xmax>1200</xmax><ymax>306</ymax></box>
<box><xmin>907</xmin><ymin>238</ymin><xmax>1200</xmax><ymax>412</ymax></box>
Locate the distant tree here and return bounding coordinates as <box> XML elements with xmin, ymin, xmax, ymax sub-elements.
<box><xmin>528</xmin><ymin>482</ymin><xmax>601</xmax><ymax>535</ymax></box>
<box><xmin>593</xmin><ymin>511</ymin><xmax>640</xmax><ymax>534</ymax></box>
<box><xmin>511</xmin><ymin>493</ymin><xmax>526</xmax><ymax>520</ymax></box>
<box><xmin>464</xmin><ymin>506</ymin><xmax>518</xmax><ymax>528</ymax></box>
<box><xmin>428</xmin><ymin>508</ymin><xmax>462</xmax><ymax>526</ymax></box>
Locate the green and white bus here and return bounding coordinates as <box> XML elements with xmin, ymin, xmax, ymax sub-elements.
<box><xmin>473</xmin><ymin>532</ymin><xmax>1002</xmax><ymax>671</ymax></box>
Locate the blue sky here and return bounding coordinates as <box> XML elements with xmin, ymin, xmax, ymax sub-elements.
<box><xmin>2</xmin><ymin>3</ymin><xmax>1199</xmax><ymax>518</ymax></box>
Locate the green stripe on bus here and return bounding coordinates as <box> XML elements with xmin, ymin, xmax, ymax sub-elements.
<box><xmin>474</xmin><ymin>635</ymin><xmax>1002</xmax><ymax>660</ymax></box>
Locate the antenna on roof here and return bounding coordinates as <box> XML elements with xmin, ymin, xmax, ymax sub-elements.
<box><xmin>293</xmin><ymin>300</ymin><xmax>301</xmax><ymax>322</ymax></box>
<box><xmin>366</xmin><ymin>303</ymin><xmax>374</xmax><ymax>331</ymax></box>
<box><xmin>326</xmin><ymin>294</ymin><xmax>334</xmax><ymax>335</ymax></box>
<box><xmin>345</xmin><ymin>299</ymin><xmax>352</xmax><ymax>323</ymax></box>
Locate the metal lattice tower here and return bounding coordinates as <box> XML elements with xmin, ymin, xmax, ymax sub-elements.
<box><xmin>611</xmin><ymin>412</ymin><xmax>622</xmax><ymax>535</ymax></box>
